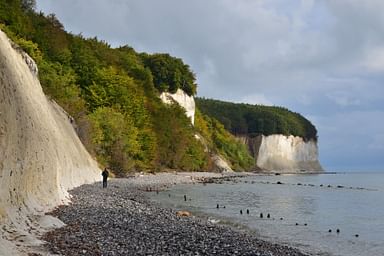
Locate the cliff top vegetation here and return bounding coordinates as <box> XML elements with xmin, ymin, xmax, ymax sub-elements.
<box><xmin>0</xmin><ymin>0</ymin><xmax>253</xmax><ymax>173</ymax></box>
<box><xmin>196</xmin><ymin>98</ymin><xmax>318</xmax><ymax>141</ymax></box>
<box><xmin>0</xmin><ymin>0</ymin><xmax>318</xmax><ymax>174</ymax></box>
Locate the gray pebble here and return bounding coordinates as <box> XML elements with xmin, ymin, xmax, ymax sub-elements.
<box><xmin>42</xmin><ymin>179</ymin><xmax>309</xmax><ymax>256</ymax></box>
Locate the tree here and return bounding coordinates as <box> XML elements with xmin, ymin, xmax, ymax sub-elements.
<box><xmin>142</xmin><ymin>53</ymin><xmax>197</xmax><ymax>96</ymax></box>
<box><xmin>196</xmin><ymin>98</ymin><xmax>318</xmax><ymax>141</ymax></box>
<box><xmin>89</xmin><ymin>107</ymin><xmax>140</xmax><ymax>175</ymax></box>
<box><xmin>21</xmin><ymin>0</ymin><xmax>36</xmax><ymax>11</ymax></box>
<box><xmin>0</xmin><ymin>7</ymin><xmax>259</xmax><ymax>173</ymax></box>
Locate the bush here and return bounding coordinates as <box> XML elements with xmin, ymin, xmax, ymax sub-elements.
<box><xmin>89</xmin><ymin>107</ymin><xmax>140</xmax><ymax>175</ymax></box>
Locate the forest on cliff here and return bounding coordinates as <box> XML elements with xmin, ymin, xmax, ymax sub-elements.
<box><xmin>0</xmin><ymin>0</ymin><xmax>317</xmax><ymax>174</ymax></box>
<box><xmin>0</xmin><ymin>0</ymin><xmax>254</xmax><ymax>174</ymax></box>
<box><xmin>196</xmin><ymin>98</ymin><xmax>318</xmax><ymax>141</ymax></box>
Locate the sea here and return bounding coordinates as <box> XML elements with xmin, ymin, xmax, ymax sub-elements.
<box><xmin>149</xmin><ymin>172</ymin><xmax>384</xmax><ymax>256</ymax></box>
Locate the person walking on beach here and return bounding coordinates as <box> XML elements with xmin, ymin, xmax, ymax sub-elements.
<box><xmin>102</xmin><ymin>168</ymin><xmax>109</xmax><ymax>188</ymax></box>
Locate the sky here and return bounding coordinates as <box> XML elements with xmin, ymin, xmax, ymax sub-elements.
<box><xmin>36</xmin><ymin>0</ymin><xmax>384</xmax><ymax>171</ymax></box>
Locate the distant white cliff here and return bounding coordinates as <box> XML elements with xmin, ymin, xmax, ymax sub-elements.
<box><xmin>160</xmin><ymin>88</ymin><xmax>195</xmax><ymax>125</ymax></box>
<box><xmin>238</xmin><ymin>134</ymin><xmax>323</xmax><ymax>172</ymax></box>
<box><xmin>0</xmin><ymin>30</ymin><xmax>99</xmax><ymax>255</ymax></box>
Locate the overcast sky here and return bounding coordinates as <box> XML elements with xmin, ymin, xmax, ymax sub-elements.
<box><xmin>36</xmin><ymin>0</ymin><xmax>384</xmax><ymax>171</ymax></box>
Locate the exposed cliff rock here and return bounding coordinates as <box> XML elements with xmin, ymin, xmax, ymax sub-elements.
<box><xmin>161</xmin><ymin>91</ymin><xmax>234</xmax><ymax>172</ymax></box>
<box><xmin>0</xmin><ymin>30</ymin><xmax>99</xmax><ymax>255</ymax></box>
<box><xmin>237</xmin><ymin>134</ymin><xmax>323</xmax><ymax>172</ymax></box>
<box><xmin>160</xmin><ymin>88</ymin><xmax>195</xmax><ymax>125</ymax></box>
<box><xmin>211</xmin><ymin>154</ymin><xmax>233</xmax><ymax>172</ymax></box>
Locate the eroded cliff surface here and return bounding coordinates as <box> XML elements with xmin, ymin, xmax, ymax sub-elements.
<box><xmin>238</xmin><ymin>135</ymin><xmax>323</xmax><ymax>172</ymax></box>
<box><xmin>0</xmin><ymin>30</ymin><xmax>100</xmax><ymax>255</ymax></box>
<box><xmin>161</xmin><ymin>90</ymin><xmax>235</xmax><ymax>172</ymax></box>
<box><xmin>160</xmin><ymin>88</ymin><xmax>195</xmax><ymax>125</ymax></box>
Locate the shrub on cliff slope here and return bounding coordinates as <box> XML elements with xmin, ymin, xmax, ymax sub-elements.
<box><xmin>195</xmin><ymin>110</ymin><xmax>254</xmax><ymax>170</ymax></box>
<box><xmin>0</xmin><ymin>1</ymin><xmax>221</xmax><ymax>173</ymax></box>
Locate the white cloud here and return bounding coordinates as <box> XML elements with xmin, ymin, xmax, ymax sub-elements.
<box><xmin>315</xmin><ymin>110</ymin><xmax>384</xmax><ymax>170</ymax></box>
<box><xmin>326</xmin><ymin>91</ymin><xmax>361</xmax><ymax>107</ymax></box>
<box><xmin>362</xmin><ymin>47</ymin><xmax>384</xmax><ymax>72</ymax></box>
<box><xmin>35</xmin><ymin>0</ymin><xmax>384</xmax><ymax>170</ymax></box>
<box><xmin>368</xmin><ymin>134</ymin><xmax>384</xmax><ymax>150</ymax></box>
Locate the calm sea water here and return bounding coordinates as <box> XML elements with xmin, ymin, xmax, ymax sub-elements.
<box><xmin>150</xmin><ymin>173</ymin><xmax>384</xmax><ymax>256</ymax></box>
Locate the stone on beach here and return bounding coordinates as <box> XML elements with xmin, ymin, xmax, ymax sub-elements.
<box><xmin>176</xmin><ymin>211</ymin><xmax>192</xmax><ymax>217</ymax></box>
<box><xmin>42</xmin><ymin>177</ymin><xmax>309</xmax><ymax>256</ymax></box>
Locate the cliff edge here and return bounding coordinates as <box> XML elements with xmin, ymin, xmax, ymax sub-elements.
<box><xmin>160</xmin><ymin>88</ymin><xmax>196</xmax><ymax>125</ymax></box>
<box><xmin>160</xmin><ymin>89</ymin><xmax>234</xmax><ymax>172</ymax></box>
<box><xmin>0</xmin><ymin>30</ymin><xmax>100</xmax><ymax>255</ymax></box>
<box><xmin>238</xmin><ymin>135</ymin><xmax>323</xmax><ymax>172</ymax></box>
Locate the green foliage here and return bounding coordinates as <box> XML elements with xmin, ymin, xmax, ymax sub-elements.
<box><xmin>196</xmin><ymin>98</ymin><xmax>318</xmax><ymax>141</ymax></box>
<box><xmin>21</xmin><ymin>0</ymin><xmax>35</xmax><ymax>11</ymax></box>
<box><xmin>0</xmin><ymin>23</ymin><xmax>42</xmax><ymax>63</ymax></box>
<box><xmin>30</xmin><ymin>13</ymin><xmax>71</xmax><ymax>63</ymax></box>
<box><xmin>151</xmin><ymin>104</ymin><xmax>208</xmax><ymax>171</ymax></box>
<box><xmin>0</xmin><ymin>0</ymin><xmax>31</xmax><ymax>34</ymax></box>
<box><xmin>142</xmin><ymin>53</ymin><xmax>197</xmax><ymax>96</ymax></box>
<box><xmin>89</xmin><ymin>107</ymin><xmax>140</xmax><ymax>176</ymax></box>
<box><xmin>38</xmin><ymin>60</ymin><xmax>86</xmax><ymax>118</ymax></box>
<box><xmin>195</xmin><ymin>110</ymin><xmax>254</xmax><ymax>170</ymax></box>
<box><xmin>69</xmin><ymin>36</ymin><xmax>100</xmax><ymax>88</ymax></box>
<box><xmin>1</xmin><ymin>4</ymin><xmax>314</xmax><ymax>173</ymax></box>
<box><xmin>85</xmin><ymin>66</ymin><xmax>157</xmax><ymax>167</ymax></box>
<box><xmin>85</xmin><ymin>67</ymin><xmax>135</xmax><ymax>110</ymax></box>
<box><xmin>0</xmin><ymin>4</ymin><xmax>210</xmax><ymax>173</ymax></box>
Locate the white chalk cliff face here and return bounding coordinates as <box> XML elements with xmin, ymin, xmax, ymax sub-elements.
<box><xmin>160</xmin><ymin>88</ymin><xmax>195</xmax><ymax>125</ymax></box>
<box><xmin>249</xmin><ymin>135</ymin><xmax>322</xmax><ymax>172</ymax></box>
<box><xmin>0</xmin><ymin>30</ymin><xmax>100</xmax><ymax>254</ymax></box>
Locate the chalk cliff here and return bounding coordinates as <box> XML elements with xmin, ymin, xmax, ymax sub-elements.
<box><xmin>0</xmin><ymin>30</ymin><xmax>99</xmax><ymax>254</ymax></box>
<box><xmin>160</xmin><ymin>88</ymin><xmax>195</xmax><ymax>125</ymax></box>
<box><xmin>238</xmin><ymin>135</ymin><xmax>323</xmax><ymax>172</ymax></box>
<box><xmin>161</xmin><ymin>90</ymin><xmax>234</xmax><ymax>172</ymax></box>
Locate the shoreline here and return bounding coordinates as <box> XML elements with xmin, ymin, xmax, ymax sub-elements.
<box><xmin>39</xmin><ymin>172</ymin><xmax>309</xmax><ymax>255</ymax></box>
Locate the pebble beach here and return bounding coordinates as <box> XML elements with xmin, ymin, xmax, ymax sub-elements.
<box><xmin>42</xmin><ymin>173</ymin><xmax>309</xmax><ymax>256</ymax></box>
